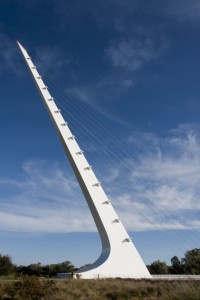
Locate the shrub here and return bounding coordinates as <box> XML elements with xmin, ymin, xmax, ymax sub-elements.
<box><xmin>5</xmin><ymin>275</ymin><xmax>57</xmax><ymax>300</ymax></box>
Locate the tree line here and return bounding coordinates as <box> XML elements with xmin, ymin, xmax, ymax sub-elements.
<box><xmin>0</xmin><ymin>255</ymin><xmax>75</xmax><ymax>277</ymax></box>
<box><xmin>0</xmin><ymin>248</ymin><xmax>199</xmax><ymax>277</ymax></box>
<box><xmin>147</xmin><ymin>248</ymin><xmax>200</xmax><ymax>274</ymax></box>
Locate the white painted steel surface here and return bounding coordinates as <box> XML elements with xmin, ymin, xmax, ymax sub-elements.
<box><xmin>17</xmin><ymin>41</ymin><xmax>151</xmax><ymax>279</ymax></box>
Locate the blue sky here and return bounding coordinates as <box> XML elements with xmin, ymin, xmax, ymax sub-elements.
<box><xmin>0</xmin><ymin>0</ymin><xmax>200</xmax><ymax>268</ymax></box>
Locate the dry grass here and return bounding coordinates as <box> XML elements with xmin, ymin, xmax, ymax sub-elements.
<box><xmin>55</xmin><ymin>279</ymin><xmax>200</xmax><ymax>300</ymax></box>
<box><xmin>0</xmin><ymin>277</ymin><xmax>199</xmax><ymax>300</ymax></box>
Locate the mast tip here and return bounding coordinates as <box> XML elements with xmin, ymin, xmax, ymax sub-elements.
<box><xmin>17</xmin><ymin>40</ymin><xmax>26</xmax><ymax>51</ymax></box>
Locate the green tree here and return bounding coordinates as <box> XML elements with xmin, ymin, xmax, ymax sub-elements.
<box><xmin>0</xmin><ymin>254</ymin><xmax>13</xmax><ymax>276</ymax></box>
<box><xmin>50</xmin><ymin>261</ymin><xmax>75</xmax><ymax>276</ymax></box>
<box><xmin>170</xmin><ymin>256</ymin><xmax>184</xmax><ymax>274</ymax></box>
<box><xmin>183</xmin><ymin>248</ymin><xmax>200</xmax><ymax>275</ymax></box>
<box><xmin>148</xmin><ymin>260</ymin><xmax>169</xmax><ymax>274</ymax></box>
<box><xmin>16</xmin><ymin>260</ymin><xmax>75</xmax><ymax>277</ymax></box>
<box><xmin>28</xmin><ymin>263</ymin><xmax>44</xmax><ymax>276</ymax></box>
<box><xmin>16</xmin><ymin>263</ymin><xmax>44</xmax><ymax>276</ymax></box>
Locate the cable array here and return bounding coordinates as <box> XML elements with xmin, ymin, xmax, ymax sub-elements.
<box><xmin>27</xmin><ymin>59</ymin><xmax>198</xmax><ymax>282</ymax></box>
<box><xmin>42</xmin><ymin>73</ymin><xmax>199</xmax><ymax>256</ymax></box>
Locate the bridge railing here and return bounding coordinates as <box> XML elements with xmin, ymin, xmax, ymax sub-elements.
<box><xmin>152</xmin><ymin>275</ymin><xmax>200</xmax><ymax>280</ymax></box>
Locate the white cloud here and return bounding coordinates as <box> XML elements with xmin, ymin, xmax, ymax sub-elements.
<box><xmin>50</xmin><ymin>0</ymin><xmax>140</xmax><ymax>33</ymax></box>
<box><xmin>0</xmin><ymin>160</ymin><xmax>95</xmax><ymax>233</ymax></box>
<box><xmin>64</xmin><ymin>85</ymin><xmax>129</xmax><ymax>126</ymax></box>
<box><xmin>0</xmin><ymin>210</ymin><xmax>94</xmax><ymax>233</ymax></box>
<box><xmin>0</xmin><ymin>30</ymin><xmax>68</xmax><ymax>78</ymax></box>
<box><xmin>1</xmin><ymin>125</ymin><xmax>200</xmax><ymax>234</ymax></box>
<box><xmin>105</xmin><ymin>35</ymin><xmax>169</xmax><ymax>71</ymax></box>
<box><xmin>90</xmin><ymin>0</ymin><xmax>200</xmax><ymax>26</ymax></box>
<box><xmin>165</xmin><ymin>0</ymin><xmax>200</xmax><ymax>22</ymax></box>
<box><xmin>35</xmin><ymin>45</ymin><xmax>70</xmax><ymax>75</ymax></box>
<box><xmin>109</xmin><ymin>127</ymin><xmax>200</xmax><ymax>231</ymax></box>
<box><xmin>0</xmin><ymin>30</ymin><xmax>22</xmax><ymax>76</ymax></box>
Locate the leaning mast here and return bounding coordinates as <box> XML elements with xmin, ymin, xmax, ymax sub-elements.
<box><xmin>17</xmin><ymin>41</ymin><xmax>151</xmax><ymax>279</ymax></box>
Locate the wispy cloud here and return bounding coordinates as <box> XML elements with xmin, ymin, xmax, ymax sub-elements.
<box><xmin>66</xmin><ymin>85</ymin><xmax>130</xmax><ymax>126</ymax></box>
<box><xmin>0</xmin><ymin>160</ymin><xmax>95</xmax><ymax>233</ymax></box>
<box><xmin>105</xmin><ymin>35</ymin><xmax>169</xmax><ymax>72</ymax></box>
<box><xmin>50</xmin><ymin>0</ymin><xmax>139</xmax><ymax>32</ymax></box>
<box><xmin>34</xmin><ymin>45</ymin><xmax>70</xmax><ymax>75</ymax></box>
<box><xmin>164</xmin><ymin>0</ymin><xmax>200</xmax><ymax>22</ymax></box>
<box><xmin>90</xmin><ymin>0</ymin><xmax>200</xmax><ymax>26</ymax></box>
<box><xmin>0</xmin><ymin>30</ymin><xmax>22</xmax><ymax>76</ymax></box>
<box><xmin>87</xmin><ymin>0</ymin><xmax>142</xmax><ymax>33</ymax></box>
<box><xmin>110</xmin><ymin>126</ymin><xmax>200</xmax><ymax>231</ymax></box>
<box><xmin>1</xmin><ymin>124</ymin><xmax>200</xmax><ymax>234</ymax></box>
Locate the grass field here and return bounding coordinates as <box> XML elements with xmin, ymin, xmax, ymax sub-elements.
<box><xmin>0</xmin><ymin>277</ymin><xmax>200</xmax><ymax>300</ymax></box>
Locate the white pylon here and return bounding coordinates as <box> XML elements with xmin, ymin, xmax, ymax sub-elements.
<box><xmin>17</xmin><ymin>41</ymin><xmax>151</xmax><ymax>279</ymax></box>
